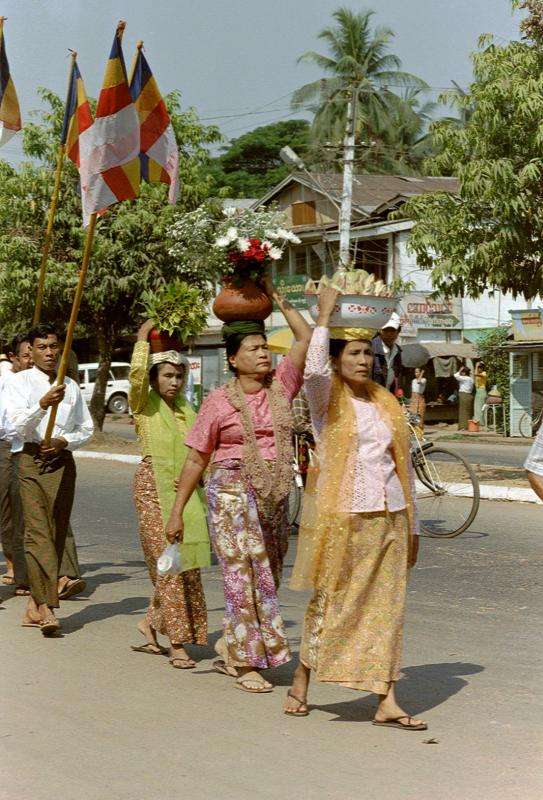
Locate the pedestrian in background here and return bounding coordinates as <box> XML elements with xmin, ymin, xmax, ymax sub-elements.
<box><xmin>474</xmin><ymin>361</ymin><xmax>488</xmax><ymax>424</ymax></box>
<box><xmin>372</xmin><ymin>313</ymin><xmax>403</xmax><ymax>394</ymax></box>
<box><xmin>0</xmin><ymin>335</ymin><xmax>33</xmax><ymax>593</ymax></box>
<box><xmin>3</xmin><ymin>324</ymin><xmax>93</xmax><ymax>635</ymax></box>
<box><xmin>129</xmin><ymin>320</ymin><xmax>210</xmax><ymax>669</ymax></box>
<box><xmin>409</xmin><ymin>367</ymin><xmax>427</xmax><ymax>428</ymax></box>
<box><xmin>455</xmin><ymin>365</ymin><xmax>474</xmax><ymax>430</ymax></box>
<box><xmin>166</xmin><ymin>276</ymin><xmax>311</xmax><ymax>694</ymax></box>
<box><xmin>285</xmin><ymin>287</ymin><xmax>425</xmax><ymax>730</ymax></box>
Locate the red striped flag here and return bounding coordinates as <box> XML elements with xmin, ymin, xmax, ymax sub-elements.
<box><xmin>61</xmin><ymin>58</ymin><xmax>93</xmax><ymax>168</ymax></box>
<box><xmin>0</xmin><ymin>18</ymin><xmax>22</xmax><ymax>147</ymax></box>
<box><xmin>80</xmin><ymin>23</ymin><xmax>140</xmax><ymax>226</ymax></box>
<box><xmin>129</xmin><ymin>45</ymin><xmax>179</xmax><ymax>203</ymax></box>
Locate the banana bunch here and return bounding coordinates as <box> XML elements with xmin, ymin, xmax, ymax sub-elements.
<box><xmin>305</xmin><ymin>269</ymin><xmax>393</xmax><ymax>298</ymax></box>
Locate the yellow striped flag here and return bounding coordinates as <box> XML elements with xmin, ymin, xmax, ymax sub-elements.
<box><xmin>129</xmin><ymin>45</ymin><xmax>179</xmax><ymax>203</ymax></box>
<box><xmin>0</xmin><ymin>18</ymin><xmax>22</xmax><ymax>148</ymax></box>
<box><xmin>80</xmin><ymin>22</ymin><xmax>140</xmax><ymax>226</ymax></box>
<box><xmin>61</xmin><ymin>57</ymin><xmax>93</xmax><ymax>168</ymax></box>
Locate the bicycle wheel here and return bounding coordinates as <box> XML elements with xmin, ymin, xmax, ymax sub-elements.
<box><xmin>413</xmin><ymin>446</ymin><xmax>480</xmax><ymax>538</ymax></box>
<box><xmin>288</xmin><ymin>479</ymin><xmax>303</xmax><ymax>529</ymax></box>
<box><xmin>519</xmin><ymin>412</ymin><xmax>534</xmax><ymax>438</ymax></box>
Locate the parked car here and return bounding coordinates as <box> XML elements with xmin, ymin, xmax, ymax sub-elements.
<box><xmin>78</xmin><ymin>362</ymin><xmax>131</xmax><ymax>414</ymax></box>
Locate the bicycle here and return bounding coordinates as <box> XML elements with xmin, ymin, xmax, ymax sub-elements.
<box><xmin>407</xmin><ymin>412</ymin><xmax>480</xmax><ymax>538</ymax></box>
<box><xmin>288</xmin><ymin>432</ymin><xmax>311</xmax><ymax>530</ymax></box>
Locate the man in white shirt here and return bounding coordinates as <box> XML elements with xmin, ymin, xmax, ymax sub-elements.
<box><xmin>4</xmin><ymin>324</ymin><xmax>93</xmax><ymax>635</ymax></box>
<box><xmin>0</xmin><ymin>335</ymin><xmax>33</xmax><ymax>591</ymax></box>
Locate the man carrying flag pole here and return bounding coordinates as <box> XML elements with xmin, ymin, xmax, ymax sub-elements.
<box><xmin>129</xmin><ymin>42</ymin><xmax>179</xmax><ymax>204</ymax></box>
<box><xmin>33</xmin><ymin>51</ymin><xmax>93</xmax><ymax>325</ymax></box>
<box><xmin>0</xmin><ymin>17</ymin><xmax>22</xmax><ymax>148</ymax></box>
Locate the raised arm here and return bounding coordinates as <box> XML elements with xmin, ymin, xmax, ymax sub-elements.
<box><xmin>304</xmin><ymin>287</ymin><xmax>339</xmax><ymax>435</ymax></box>
<box><xmin>129</xmin><ymin>321</ymin><xmax>154</xmax><ymax>414</ymax></box>
<box><xmin>263</xmin><ymin>274</ymin><xmax>312</xmax><ymax>373</ymax></box>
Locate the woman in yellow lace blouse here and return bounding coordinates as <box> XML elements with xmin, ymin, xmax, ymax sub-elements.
<box><xmin>129</xmin><ymin>320</ymin><xmax>210</xmax><ymax>669</ymax></box>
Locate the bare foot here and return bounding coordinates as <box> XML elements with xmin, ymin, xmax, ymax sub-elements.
<box><xmin>284</xmin><ymin>663</ymin><xmax>310</xmax><ymax>715</ymax></box>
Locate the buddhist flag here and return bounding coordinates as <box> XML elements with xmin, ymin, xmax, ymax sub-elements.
<box><xmin>0</xmin><ymin>18</ymin><xmax>22</xmax><ymax>147</ymax></box>
<box><xmin>80</xmin><ymin>22</ymin><xmax>140</xmax><ymax>226</ymax></box>
<box><xmin>129</xmin><ymin>45</ymin><xmax>179</xmax><ymax>204</ymax></box>
<box><xmin>60</xmin><ymin>58</ymin><xmax>93</xmax><ymax>168</ymax></box>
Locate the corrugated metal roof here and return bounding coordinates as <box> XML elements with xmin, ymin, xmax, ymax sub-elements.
<box><xmin>299</xmin><ymin>173</ymin><xmax>459</xmax><ymax>215</ymax></box>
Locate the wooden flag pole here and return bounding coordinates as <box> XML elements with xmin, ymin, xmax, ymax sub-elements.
<box><xmin>33</xmin><ymin>50</ymin><xmax>78</xmax><ymax>325</ymax></box>
<box><xmin>43</xmin><ymin>212</ymin><xmax>97</xmax><ymax>446</ymax></box>
<box><xmin>128</xmin><ymin>39</ymin><xmax>144</xmax><ymax>85</ymax></box>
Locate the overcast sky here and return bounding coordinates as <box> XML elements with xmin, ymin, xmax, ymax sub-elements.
<box><xmin>1</xmin><ymin>0</ymin><xmax>522</xmax><ymax>163</ymax></box>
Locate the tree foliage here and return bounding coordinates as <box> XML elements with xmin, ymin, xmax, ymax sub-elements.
<box><xmin>0</xmin><ymin>89</ymin><xmax>225</xmax><ymax>428</ymax></box>
<box><xmin>398</xmin><ymin>31</ymin><xmax>543</xmax><ymax>300</ymax></box>
<box><xmin>209</xmin><ymin>119</ymin><xmax>311</xmax><ymax>198</ymax></box>
<box><xmin>291</xmin><ymin>6</ymin><xmax>428</xmax><ymax>173</ymax></box>
<box><xmin>475</xmin><ymin>326</ymin><xmax>510</xmax><ymax>431</ymax></box>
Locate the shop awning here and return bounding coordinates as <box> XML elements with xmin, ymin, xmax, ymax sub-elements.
<box><xmin>421</xmin><ymin>342</ymin><xmax>477</xmax><ymax>359</ymax></box>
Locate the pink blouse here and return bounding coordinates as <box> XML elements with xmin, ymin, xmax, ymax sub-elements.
<box><xmin>305</xmin><ymin>326</ymin><xmax>417</xmax><ymax>523</ymax></box>
<box><xmin>185</xmin><ymin>356</ymin><xmax>303</xmax><ymax>462</ymax></box>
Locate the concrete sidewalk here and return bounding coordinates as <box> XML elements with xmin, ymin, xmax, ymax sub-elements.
<box><xmin>1</xmin><ymin>460</ymin><xmax>542</xmax><ymax>800</ymax></box>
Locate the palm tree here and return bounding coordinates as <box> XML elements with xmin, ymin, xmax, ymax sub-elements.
<box><xmin>292</xmin><ymin>7</ymin><xmax>427</xmax><ymax>144</ymax></box>
<box><xmin>292</xmin><ymin>7</ymin><xmax>428</xmax><ymax>265</ymax></box>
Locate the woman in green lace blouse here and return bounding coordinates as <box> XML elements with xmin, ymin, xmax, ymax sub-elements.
<box><xmin>129</xmin><ymin>320</ymin><xmax>210</xmax><ymax>669</ymax></box>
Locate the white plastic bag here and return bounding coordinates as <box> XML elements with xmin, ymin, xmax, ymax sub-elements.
<box><xmin>157</xmin><ymin>543</ymin><xmax>182</xmax><ymax>576</ymax></box>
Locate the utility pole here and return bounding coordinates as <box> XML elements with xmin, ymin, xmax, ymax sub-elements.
<box><xmin>338</xmin><ymin>85</ymin><xmax>357</xmax><ymax>271</ymax></box>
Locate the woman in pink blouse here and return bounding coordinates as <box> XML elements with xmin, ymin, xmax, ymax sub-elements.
<box><xmin>166</xmin><ymin>276</ymin><xmax>312</xmax><ymax>694</ymax></box>
<box><xmin>285</xmin><ymin>287</ymin><xmax>426</xmax><ymax>731</ymax></box>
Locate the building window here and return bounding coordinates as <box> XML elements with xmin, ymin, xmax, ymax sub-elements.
<box><xmin>291</xmin><ymin>201</ymin><xmax>316</xmax><ymax>227</ymax></box>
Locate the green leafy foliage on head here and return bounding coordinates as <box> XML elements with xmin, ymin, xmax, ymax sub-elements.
<box><xmin>140</xmin><ymin>280</ymin><xmax>208</xmax><ymax>340</ymax></box>
<box><xmin>397</xmin><ymin>31</ymin><xmax>543</xmax><ymax>300</ymax></box>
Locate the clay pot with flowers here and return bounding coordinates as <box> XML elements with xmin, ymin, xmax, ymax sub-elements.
<box><xmin>210</xmin><ymin>214</ymin><xmax>301</xmax><ymax>322</ymax></box>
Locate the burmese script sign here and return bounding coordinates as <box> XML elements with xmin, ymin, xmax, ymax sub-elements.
<box><xmin>399</xmin><ymin>293</ymin><xmax>463</xmax><ymax>336</ymax></box>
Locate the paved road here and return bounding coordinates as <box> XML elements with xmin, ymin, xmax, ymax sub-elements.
<box><xmin>2</xmin><ymin>460</ymin><xmax>542</xmax><ymax>799</ymax></box>
<box><xmin>432</xmin><ymin>440</ymin><xmax>531</xmax><ymax>469</ymax></box>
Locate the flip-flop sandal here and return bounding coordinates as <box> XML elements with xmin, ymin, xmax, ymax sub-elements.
<box><xmin>58</xmin><ymin>578</ymin><xmax>86</xmax><ymax>600</ymax></box>
<box><xmin>21</xmin><ymin>615</ymin><xmax>42</xmax><ymax>628</ymax></box>
<box><xmin>283</xmin><ymin>690</ymin><xmax>309</xmax><ymax>717</ymax></box>
<box><xmin>372</xmin><ymin>716</ymin><xmax>427</xmax><ymax>731</ymax></box>
<box><xmin>169</xmin><ymin>655</ymin><xmax>196</xmax><ymax>669</ymax></box>
<box><xmin>235</xmin><ymin>671</ymin><xmax>274</xmax><ymax>694</ymax></box>
<box><xmin>131</xmin><ymin>643</ymin><xmax>168</xmax><ymax>656</ymax></box>
<box><xmin>1</xmin><ymin>575</ymin><xmax>15</xmax><ymax>585</ymax></box>
<box><xmin>213</xmin><ymin>659</ymin><xmax>239</xmax><ymax>678</ymax></box>
<box><xmin>40</xmin><ymin>617</ymin><xmax>60</xmax><ymax>637</ymax></box>
<box><xmin>15</xmin><ymin>587</ymin><xmax>31</xmax><ymax>596</ymax></box>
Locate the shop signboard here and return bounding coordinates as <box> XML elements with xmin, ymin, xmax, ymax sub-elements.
<box><xmin>399</xmin><ymin>293</ymin><xmax>463</xmax><ymax>337</ymax></box>
<box><xmin>509</xmin><ymin>308</ymin><xmax>543</xmax><ymax>342</ymax></box>
<box><xmin>273</xmin><ymin>275</ymin><xmax>307</xmax><ymax>310</ymax></box>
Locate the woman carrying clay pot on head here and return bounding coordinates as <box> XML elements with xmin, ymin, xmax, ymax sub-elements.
<box><xmin>166</xmin><ymin>276</ymin><xmax>312</xmax><ymax>694</ymax></box>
